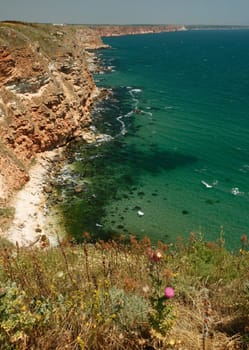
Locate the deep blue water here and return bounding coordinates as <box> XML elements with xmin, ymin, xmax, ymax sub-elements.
<box><xmin>58</xmin><ymin>30</ymin><xmax>249</xmax><ymax>249</ymax></box>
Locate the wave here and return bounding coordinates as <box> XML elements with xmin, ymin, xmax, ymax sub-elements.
<box><xmin>201</xmin><ymin>180</ymin><xmax>218</xmax><ymax>188</ymax></box>
<box><xmin>96</xmin><ymin>134</ymin><xmax>114</xmax><ymax>143</ymax></box>
<box><xmin>231</xmin><ymin>187</ymin><xmax>244</xmax><ymax>196</ymax></box>
<box><xmin>130</xmin><ymin>88</ymin><xmax>142</xmax><ymax>93</ymax></box>
<box><xmin>115</xmin><ymin>86</ymin><xmax>144</xmax><ymax>137</ymax></box>
<box><xmin>239</xmin><ymin>164</ymin><xmax>249</xmax><ymax>173</ymax></box>
<box><xmin>116</xmin><ymin>115</ymin><xmax>126</xmax><ymax>135</ymax></box>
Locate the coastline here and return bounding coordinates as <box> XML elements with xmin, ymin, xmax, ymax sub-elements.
<box><xmin>4</xmin><ymin>91</ymin><xmax>109</xmax><ymax>247</ymax></box>
<box><xmin>1</xmin><ymin>23</ymin><xmax>185</xmax><ymax>247</ymax></box>
<box><xmin>6</xmin><ymin>149</ymin><xmax>63</xmax><ymax>247</ymax></box>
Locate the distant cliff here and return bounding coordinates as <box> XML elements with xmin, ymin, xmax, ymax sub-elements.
<box><xmin>90</xmin><ymin>24</ymin><xmax>187</xmax><ymax>37</ymax></box>
<box><xmin>0</xmin><ymin>22</ymin><xmax>107</xmax><ymax>204</ymax></box>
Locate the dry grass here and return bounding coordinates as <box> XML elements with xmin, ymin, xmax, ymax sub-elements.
<box><xmin>0</xmin><ymin>233</ymin><xmax>249</xmax><ymax>349</ymax></box>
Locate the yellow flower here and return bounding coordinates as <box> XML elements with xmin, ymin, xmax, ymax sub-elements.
<box><xmin>168</xmin><ymin>338</ymin><xmax>175</xmax><ymax>346</ymax></box>
<box><xmin>77</xmin><ymin>336</ymin><xmax>85</xmax><ymax>350</ymax></box>
<box><xmin>21</xmin><ymin>305</ymin><xmax>27</xmax><ymax>312</ymax></box>
<box><xmin>150</xmin><ymin>328</ymin><xmax>165</xmax><ymax>341</ymax></box>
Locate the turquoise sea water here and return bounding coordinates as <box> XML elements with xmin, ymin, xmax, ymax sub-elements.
<box><xmin>58</xmin><ymin>30</ymin><xmax>249</xmax><ymax>248</ymax></box>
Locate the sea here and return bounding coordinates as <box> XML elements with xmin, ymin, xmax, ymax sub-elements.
<box><xmin>55</xmin><ymin>29</ymin><xmax>249</xmax><ymax>249</ymax></box>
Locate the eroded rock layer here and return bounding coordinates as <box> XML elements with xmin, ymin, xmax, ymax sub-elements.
<box><xmin>0</xmin><ymin>22</ymin><xmax>103</xmax><ymax>201</ymax></box>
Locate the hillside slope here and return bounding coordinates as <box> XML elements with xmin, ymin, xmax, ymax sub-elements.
<box><xmin>0</xmin><ymin>22</ymin><xmax>104</xmax><ymax>205</ymax></box>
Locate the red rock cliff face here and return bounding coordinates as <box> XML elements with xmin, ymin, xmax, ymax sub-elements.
<box><xmin>0</xmin><ymin>23</ymin><xmax>102</xmax><ymax>202</ymax></box>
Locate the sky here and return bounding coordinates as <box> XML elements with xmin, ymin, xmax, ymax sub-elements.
<box><xmin>0</xmin><ymin>0</ymin><xmax>249</xmax><ymax>26</ymax></box>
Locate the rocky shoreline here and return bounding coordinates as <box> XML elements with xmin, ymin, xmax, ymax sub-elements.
<box><xmin>0</xmin><ymin>22</ymin><xmax>186</xmax><ymax>245</ymax></box>
<box><xmin>0</xmin><ymin>22</ymin><xmax>109</xmax><ymax>244</ymax></box>
<box><xmin>5</xmin><ymin>89</ymin><xmax>114</xmax><ymax>247</ymax></box>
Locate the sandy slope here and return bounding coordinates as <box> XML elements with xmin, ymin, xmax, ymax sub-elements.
<box><xmin>0</xmin><ymin>174</ymin><xmax>7</xmax><ymax>200</ymax></box>
<box><xmin>6</xmin><ymin>151</ymin><xmax>61</xmax><ymax>247</ymax></box>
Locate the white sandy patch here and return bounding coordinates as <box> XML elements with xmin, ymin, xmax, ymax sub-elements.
<box><xmin>7</xmin><ymin>150</ymin><xmax>61</xmax><ymax>247</ymax></box>
<box><xmin>0</xmin><ymin>173</ymin><xmax>7</xmax><ymax>200</ymax></box>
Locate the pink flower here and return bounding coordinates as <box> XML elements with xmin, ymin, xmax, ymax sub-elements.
<box><xmin>164</xmin><ymin>287</ymin><xmax>175</xmax><ymax>299</ymax></box>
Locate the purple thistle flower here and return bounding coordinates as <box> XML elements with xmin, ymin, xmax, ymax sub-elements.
<box><xmin>164</xmin><ymin>286</ymin><xmax>175</xmax><ymax>299</ymax></box>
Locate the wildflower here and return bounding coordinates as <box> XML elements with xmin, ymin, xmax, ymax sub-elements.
<box><xmin>164</xmin><ymin>286</ymin><xmax>175</xmax><ymax>299</ymax></box>
<box><xmin>150</xmin><ymin>328</ymin><xmax>165</xmax><ymax>341</ymax></box>
<box><xmin>21</xmin><ymin>305</ymin><xmax>27</xmax><ymax>312</ymax></box>
<box><xmin>77</xmin><ymin>336</ymin><xmax>85</xmax><ymax>349</ymax></box>
<box><xmin>148</xmin><ymin>249</ymin><xmax>163</xmax><ymax>262</ymax></box>
<box><xmin>241</xmin><ymin>234</ymin><xmax>247</xmax><ymax>243</ymax></box>
<box><xmin>142</xmin><ymin>285</ymin><xmax>150</xmax><ymax>294</ymax></box>
<box><xmin>56</xmin><ymin>271</ymin><xmax>64</xmax><ymax>278</ymax></box>
<box><xmin>168</xmin><ymin>338</ymin><xmax>176</xmax><ymax>346</ymax></box>
<box><xmin>241</xmin><ymin>234</ymin><xmax>248</xmax><ymax>250</ymax></box>
<box><xmin>0</xmin><ymin>288</ymin><xmax>5</xmax><ymax>297</ymax></box>
<box><xmin>240</xmin><ymin>248</ymin><xmax>245</xmax><ymax>255</ymax></box>
<box><xmin>154</xmin><ymin>250</ymin><xmax>163</xmax><ymax>261</ymax></box>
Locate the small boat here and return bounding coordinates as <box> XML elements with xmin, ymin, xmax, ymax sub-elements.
<box><xmin>137</xmin><ymin>210</ymin><xmax>144</xmax><ymax>216</ymax></box>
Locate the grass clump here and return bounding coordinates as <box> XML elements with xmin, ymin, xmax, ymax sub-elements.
<box><xmin>0</xmin><ymin>233</ymin><xmax>249</xmax><ymax>349</ymax></box>
<box><xmin>0</xmin><ymin>207</ymin><xmax>15</xmax><ymax>232</ymax></box>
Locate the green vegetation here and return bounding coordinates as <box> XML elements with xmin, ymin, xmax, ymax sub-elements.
<box><xmin>0</xmin><ymin>22</ymin><xmax>64</xmax><ymax>55</ymax></box>
<box><xmin>0</xmin><ymin>207</ymin><xmax>15</xmax><ymax>231</ymax></box>
<box><xmin>0</xmin><ymin>21</ymin><xmax>91</xmax><ymax>59</ymax></box>
<box><xmin>0</xmin><ymin>232</ymin><xmax>249</xmax><ymax>349</ymax></box>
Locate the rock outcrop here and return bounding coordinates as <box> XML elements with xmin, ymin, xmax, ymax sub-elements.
<box><xmin>0</xmin><ymin>22</ymin><xmax>103</xmax><ymax>203</ymax></box>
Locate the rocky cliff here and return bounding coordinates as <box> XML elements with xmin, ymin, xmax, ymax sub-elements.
<box><xmin>0</xmin><ymin>22</ymin><xmax>186</xmax><ymax>236</ymax></box>
<box><xmin>89</xmin><ymin>24</ymin><xmax>187</xmax><ymax>37</ymax></box>
<box><xmin>0</xmin><ymin>22</ymin><xmax>105</xmax><ymax>205</ymax></box>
